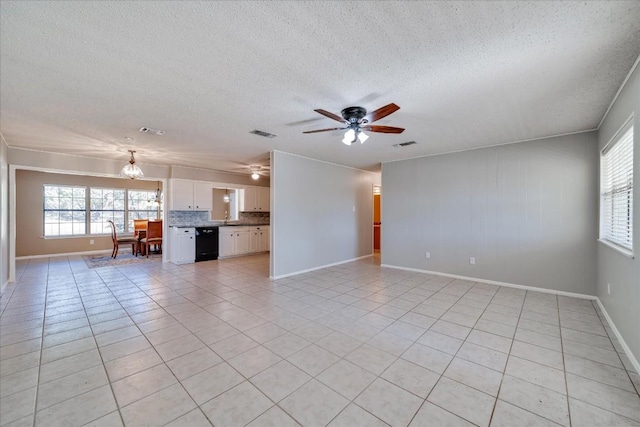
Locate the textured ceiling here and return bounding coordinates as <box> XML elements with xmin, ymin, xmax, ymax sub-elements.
<box><xmin>1</xmin><ymin>1</ymin><xmax>639</xmax><ymax>175</ymax></box>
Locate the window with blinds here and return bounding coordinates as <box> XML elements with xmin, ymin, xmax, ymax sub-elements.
<box><xmin>600</xmin><ymin>120</ymin><xmax>634</xmax><ymax>252</ymax></box>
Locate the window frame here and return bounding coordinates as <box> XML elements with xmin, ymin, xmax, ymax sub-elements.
<box><xmin>42</xmin><ymin>184</ymin><xmax>163</xmax><ymax>238</ymax></box>
<box><xmin>89</xmin><ymin>187</ymin><xmax>127</xmax><ymax>235</ymax></box>
<box><xmin>42</xmin><ymin>184</ymin><xmax>88</xmax><ymax>237</ymax></box>
<box><xmin>127</xmin><ymin>189</ymin><xmax>161</xmax><ymax>231</ymax></box>
<box><xmin>599</xmin><ymin>116</ymin><xmax>634</xmax><ymax>257</ymax></box>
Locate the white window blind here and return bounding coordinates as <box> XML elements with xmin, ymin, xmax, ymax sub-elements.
<box><xmin>601</xmin><ymin>122</ymin><xmax>634</xmax><ymax>252</ymax></box>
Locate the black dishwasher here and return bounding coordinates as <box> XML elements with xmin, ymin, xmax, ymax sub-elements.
<box><xmin>195</xmin><ymin>227</ymin><xmax>219</xmax><ymax>261</ymax></box>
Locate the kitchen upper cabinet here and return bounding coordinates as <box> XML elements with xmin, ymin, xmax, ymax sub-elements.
<box><xmin>171</xmin><ymin>179</ymin><xmax>194</xmax><ymax>210</ymax></box>
<box><xmin>193</xmin><ymin>181</ymin><xmax>213</xmax><ymax>211</ymax></box>
<box><xmin>241</xmin><ymin>186</ymin><xmax>270</xmax><ymax>212</ymax></box>
<box><xmin>170</xmin><ymin>179</ymin><xmax>212</xmax><ymax>211</ymax></box>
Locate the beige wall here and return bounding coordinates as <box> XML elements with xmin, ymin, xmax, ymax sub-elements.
<box><xmin>211</xmin><ymin>188</ymin><xmax>228</xmax><ymax>220</ymax></box>
<box><xmin>16</xmin><ymin>170</ymin><xmax>160</xmax><ymax>257</ymax></box>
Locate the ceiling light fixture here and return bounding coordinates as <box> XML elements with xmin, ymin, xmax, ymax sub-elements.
<box><xmin>304</xmin><ymin>104</ymin><xmax>404</xmax><ymax>145</ymax></box>
<box><xmin>153</xmin><ymin>181</ymin><xmax>162</xmax><ymax>204</ymax></box>
<box><xmin>250</xmin><ymin>166</ymin><xmax>260</xmax><ymax>180</ymax></box>
<box><xmin>341</xmin><ymin>128</ymin><xmax>369</xmax><ymax>145</ymax></box>
<box><xmin>223</xmin><ymin>188</ymin><xmax>230</xmax><ymax>203</ymax></box>
<box><xmin>120</xmin><ymin>150</ymin><xmax>144</xmax><ymax>180</ymax></box>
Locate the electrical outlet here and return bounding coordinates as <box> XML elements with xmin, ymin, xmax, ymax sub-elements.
<box><xmin>470</xmin><ymin>257</ymin><xmax>476</xmax><ymax>265</ymax></box>
<box><xmin>607</xmin><ymin>283</ymin><xmax>611</xmax><ymax>295</ymax></box>
<box><xmin>426</xmin><ymin>251</ymin><xmax>431</xmax><ymax>259</ymax></box>
<box><xmin>89</xmin><ymin>239</ymin><xmax>95</xmax><ymax>245</ymax></box>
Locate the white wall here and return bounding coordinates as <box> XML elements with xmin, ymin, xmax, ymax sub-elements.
<box><xmin>382</xmin><ymin>132</ymin><xmax>598</xmax><ymax>295</ymax></box>
<box><xmin>271</xmin><ymin>151</ymin><xmax>379</xmax><ymax>278</ymax></box>
<box><xmin>597</xmin><ymin>62</ymin><xmax>640</xmax><ymax>363</ymax></box>
<box><xmin>0</xmin><ymin>135</ymin><xmax>9</xmax><ymax>290</ymax></box>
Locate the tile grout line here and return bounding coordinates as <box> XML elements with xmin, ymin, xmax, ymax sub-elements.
<box><xmin>30</xmin><ymin>258</ymin><xmax>51</xmax><ymax>427</ymax></box>
<box><xmin>486</xmin><ymin>289</ymin><xmax>527</xmax><ymax>427</ymax></box>
<box><xmin>400</xmin><ymin>279</ymin><xmax>502</xmax><ymax>426</ymax></box>
<box><xmin>70</xmin><ymin>259</ymin><xmax>132</xmax><ymax>426</ymax></box>
<box><xmin>559</xmin><ymin>295</ymin><xmax>573</xmax><ymax>427</ymax></box>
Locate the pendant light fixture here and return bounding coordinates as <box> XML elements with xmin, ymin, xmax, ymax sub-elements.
<box><xmin>120</xmin><ymin>150</ymin><xmax>144</xmax><ymax>180</ymax></box>
<box><xmin>153</xmin><ymin>181</ymin><xmax>162</xmax><ymax>204</ymax></box>
<box><xmin>223</xmin><ymin>188</ymin><xmax>230</xmax><ymax>203</ymax></box>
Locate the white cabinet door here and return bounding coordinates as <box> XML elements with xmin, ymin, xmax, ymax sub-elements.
<box><xmin>242</xmin><ymin>187</ymin><xmax>257</xmax><ymax>211</ymax></box>
<box><xmin>219</xmin><ymin>228</ymin><xmax>235</xmax><ymax>256</ymax></box>
<box><xmin>258</xmin><ymin>226</ymin><xmax>270</xmax><ymax>252</ymax></box>
<box><xmin>258</xmin><ymin>187</ymin><xmax>270</xmax><ymax>212</ymax></box>
<box><xmin>172</xmin><ymin>228</ymin><xmax>195</xmax><ymax>264</ymax></box>
<box><xmin>249</xmin><ymin>228</ymin><xmax>260</xmax><ymax>252</ymax></box>
<box><xmin>172</xmin><ymin>179</ymin><xmax>195</xmax><ymax>210</ymax></box>
<box><xmin>193</xmin><ymin>181</ymin><xmax>212</xmax><ymax>211</ymax></box>
<box><xmin>236</xmin><ymin>230</ymin><xmax>250</xmax><ymax>254</ymax></box>
<box><xmin>176</xmin><ymin>234</ymin><xmax>195</xmax><ymax>263</ymax></box>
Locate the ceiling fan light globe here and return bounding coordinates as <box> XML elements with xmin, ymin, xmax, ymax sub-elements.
<box><xmin>251</xmin><ymin>172</ymin><xmax>260</xmax><ymax>180</ymax></box>
<box><xmin>358</xmin><ymin>131</ymin><xmax>369</xmax><ymax>144</ymax></box>
<box><xmin>342</xmin><ymin>129</ymin><xmax>355</xmax><ymax>145</ymax></box>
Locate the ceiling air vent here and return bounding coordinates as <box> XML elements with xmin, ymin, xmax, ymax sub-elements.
<box><xmin>250</xmin><ymin>130</ymin><xmax>277</xmax><ymax>138</ymax></box>
<box><xmin>393</xmin><ymin>141</ymin><xmax>417</xmax><ymax>148</ymax></box>
<box><xmin>139</xmin><ymin>127</ymin><xmax>166</xmax><ymax>135</ymax></box>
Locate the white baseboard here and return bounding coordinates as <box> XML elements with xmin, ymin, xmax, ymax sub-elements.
<box><xmin>595</xmin><ymin>299</ymin><xmax>640</xmax><ymax>374</ymax></box>
<box><xmin>380</xmin><ymin>264</ymin><xmax>597</xmax><ymax>300</ymax></box>
<box><xmin>381</xmin><ymin>263</ymin><xmax>639</xmax><ymax>375</ymax></box>
<box><xmin>16</xmin><ymin>249</ymin><xmax>113</xmax><ymax>260</ymax></box>
<box><xmin>270</xmin><ymin>254</ymin><xmax>373</xmax><ymax>280</ymax></box>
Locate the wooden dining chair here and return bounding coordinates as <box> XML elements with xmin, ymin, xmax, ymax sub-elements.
<box><xmin>133</xmin><ymin>219</ymin><xmax>148</xmax><ymax>256</ymax></box>
<box><xmin>107</xmin><ymin>220</ymin><xmax>137</xmax><ymax>258</ymax></box>
<box><xmin>140</xmin><ymin>220</ymin><xmax>162</xmax><ymax>258</ymax></box>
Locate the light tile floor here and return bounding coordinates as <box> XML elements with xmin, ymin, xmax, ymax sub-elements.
<box><xmin>1</xmin><ymin>253</ymin><xmax>639</xmax><ymax>426</ymax></box>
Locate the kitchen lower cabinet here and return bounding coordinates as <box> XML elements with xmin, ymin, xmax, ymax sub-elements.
<box><xmin>235</xmin><ymin>230</ymin><xmax>250</xmax><ymax>254</ymax></box>
<box><xmin>250</xmin><ymin>226</ymin><xmax>270</xmax><ymax>252</ymax></box>
<box><xmin>219</xmin><ymin>228</ymin><xmax>237</xmax><ymax>257</ymax></box>
<box><xmin>219</xmin><ymin>227</ymin><xmax>250</xmax><ymax>257</ymax></box>
<box><xmin>171</xmin><ymin>227</ymin><xmax>195</xmax><ymax>264</ymax></box>
<box><xmin>220</xmin><ymin>226</ymin><xmax>269</xmax><ymax>258</ymax></box>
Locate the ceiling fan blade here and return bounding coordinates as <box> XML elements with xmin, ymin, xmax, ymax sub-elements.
<box><xmin>314</xmin><ymin>109</ymin><xmax>347</xmax><ymax>123</ymax></box>
<box><xmin>303</xmin><ymin>127</ymin><xmax>347</xmax><ymax>134</ymax></box>
<box><xmin>364</xmin><ymin>103</ymin><xmax>400</xmax><ymax>123</ymax></box>
<box><xmin>361</xmin><ymin>125</ymin><xmax>405</xmax><ymax>134</ymax></box>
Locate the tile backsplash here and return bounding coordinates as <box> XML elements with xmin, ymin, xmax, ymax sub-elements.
<box><xmin>168</xmin><ymin>210</ymin><xmax>269</xmax><ymax>227</ymax></box>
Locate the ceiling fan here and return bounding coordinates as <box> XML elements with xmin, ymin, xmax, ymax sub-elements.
<box><xmin>303</xmin><ymin>103</ymin><xmax>405</xmax><ymax>145</ymax></box>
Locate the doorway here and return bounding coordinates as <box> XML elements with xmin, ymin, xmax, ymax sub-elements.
<box><xmin>373</xmin><ymin>185</ymin><xmax>381</xmax><ymax>253</ymax></box>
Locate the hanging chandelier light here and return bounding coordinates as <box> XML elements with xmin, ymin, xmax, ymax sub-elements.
<box><xmin>120</xmin><ymin>150</ymin><xmax>144</xmax><ymax>180</ymax></box>
<box><xmin>223</xmin><ymin>188</ymin><xmax>230</xmax><ymax>203</ymax></box>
